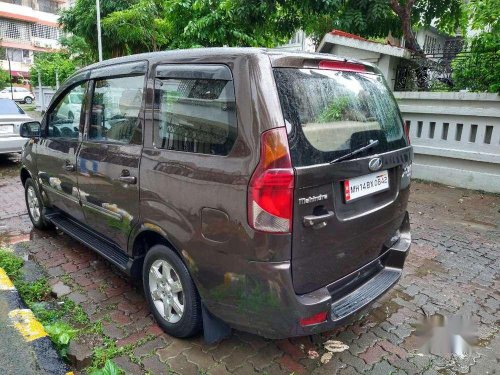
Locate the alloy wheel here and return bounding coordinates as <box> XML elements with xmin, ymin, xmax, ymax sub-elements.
<box><xmin>27</xmin><ymin>185</ymin><xmax>40</xmax><ymax>223</ymax></box>
<box><xmin>148</xmin><ymin>259</ymin><xmax>185</xmax><ymax>323</ymax></box>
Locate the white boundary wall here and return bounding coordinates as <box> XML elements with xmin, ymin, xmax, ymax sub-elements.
<box><xmin>394</xmin><ymin>92</ymin><xmax>500</xmax><ymax>193</ymax></box>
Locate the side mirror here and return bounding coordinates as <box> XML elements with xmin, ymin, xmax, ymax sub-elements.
<box><xmin>20</xmin><ymin>121</ymin><xmax>41</xmax><ymax>138</ymax></box>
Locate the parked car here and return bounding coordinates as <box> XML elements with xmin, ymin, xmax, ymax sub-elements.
<box><xmin>0</xmin><ymin>99</ymin><xmax>32</xmax><ymax>154</ymax></box>
<box><xmin>18</xmin><ymin>48</ymin><xmax>412</xmax><ymax>340</ymax></box>
<box><xmin>0</xmin><ymin>87</ymin><xmax>35</xmax><ymax>104</ymax></box>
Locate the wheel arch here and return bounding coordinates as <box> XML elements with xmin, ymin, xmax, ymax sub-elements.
<box><xmin>128</xmin><ymin>225</ymin><xmax>195</xmax><ymax>281</ymax></box>
<box><xmin>20</xmin><ymin>167</ymin><xmax>32</xmax><ymax>187</ymax></box>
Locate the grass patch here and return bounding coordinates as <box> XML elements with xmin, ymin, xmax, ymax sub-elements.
<box><xmin>0</xmin><ymin>249</ymin><xmax>87</xmax><ymax>358</ymax></box>
<box><xmin>0</xmin><ymin>248</ymin><xmax>125</xmax><ymax>373</ymax></box>
<box><xmin>0</xmin><ymin>249</ymin><xmax>23</xmax><ymax>279</ymax></box>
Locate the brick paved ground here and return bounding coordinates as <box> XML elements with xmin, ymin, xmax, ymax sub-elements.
<box><xmin>0</xmin><ymin>153</ymin><xmax>498</xmax><ymax>374</ymax></box>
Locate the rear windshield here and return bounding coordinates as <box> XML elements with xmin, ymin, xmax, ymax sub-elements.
<box><xmin>0</xmin><ymin>100</ymin><xmax>25</xmax><ymax>115</ymax></box>
<box><xmin>274</xmin><ymin>68</ymin><xmax>407</xmax><ymax>167</ymax></box>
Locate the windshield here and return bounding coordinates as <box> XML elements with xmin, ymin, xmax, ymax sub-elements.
<box><xmin>274</xmin><ymin>68</ymin><xmax>407</xmax><ymax>167</ymax></box>
<box><xmin>0</xmin><ymin>99</ymin><xmax>25</xmax><ymax>115</ymax></box>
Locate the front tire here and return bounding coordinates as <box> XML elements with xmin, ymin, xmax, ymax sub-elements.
<box><xmin>24</xmin><ymin>178</ymin><xmax>51</xmax><ymax>230</ymax></box>
<box><xmin>24</xmin><ymin>96</ymin><xmax>33</xmax><ymax>104</ymax></box>
<box><xmin>143</xmin><ymin>244</ymin><xmax>202</xmax><ymax>338</ymax></box>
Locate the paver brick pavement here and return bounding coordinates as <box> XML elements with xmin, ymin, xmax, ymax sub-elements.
<box><xmin>0</xmin><ymin>153</ymin><xmax>498</xmax><ymax>374</ymax></box>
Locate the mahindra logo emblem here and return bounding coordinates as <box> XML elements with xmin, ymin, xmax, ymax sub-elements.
<box><xmin>368</xmin><ymin>157</ymin><xmax>382</xmax><ymax>171</ymax></box>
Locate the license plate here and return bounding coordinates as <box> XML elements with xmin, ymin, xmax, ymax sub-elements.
<box><xmin>0</xmin><ymin>125</ymin><xmax>14</xmax><ymax>134</ymax></box>
<box><xmin>344</xmin><ymin>170</ymin><xmax>389</xmax><ymax>202</ymax></box>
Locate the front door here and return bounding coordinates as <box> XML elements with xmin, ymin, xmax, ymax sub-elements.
<box><xmin>77</xmin><ymin>73</ymin><xmax>145</xmax><ymax>250</ymax></box>
<box><xmin>37</xmin><ymin>82</ymin><xmax>87</xmax><ymax>222</ymax></box>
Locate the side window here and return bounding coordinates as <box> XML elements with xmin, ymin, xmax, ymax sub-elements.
<box><xmin>89</xmin><ymin>75</ymin><xmax>144</xmax><ymax>144</ymax></box>
<box><xmin>47</xmin><ymin>83</ymin><xmax>86</xmax><ymax>139</ymax></box>
<box><xmin>154</xmin><ymin>67</ymin><xmax>237</xmax><ymax>155</ymax></box>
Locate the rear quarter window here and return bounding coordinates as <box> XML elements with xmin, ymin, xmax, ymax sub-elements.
<box><xmin>274</xmin><ymin>68</ymin><xmax>407</xmax><ymax>166</ymax></box>
<box><xmin>153</xmin><ymin>64</ymin><xmax>237</xmax><ymax>156</ymax></box>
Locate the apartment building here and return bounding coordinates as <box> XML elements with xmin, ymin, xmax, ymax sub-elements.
<box><xmin>0</xmin><ymin>0</ymin><xmax>69</xmax><ymax>81</ymax></box>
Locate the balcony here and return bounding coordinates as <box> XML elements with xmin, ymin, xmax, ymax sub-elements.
<box><xmin>0</xmin><ymin>0</ymin><xmax>60</xmax><ymax>14</ymax></box>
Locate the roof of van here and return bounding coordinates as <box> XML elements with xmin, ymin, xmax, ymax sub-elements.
<box><xmin>80</xmin><ymin>47</ymin><xmax>375</xmax><ymax>71</ymax></box>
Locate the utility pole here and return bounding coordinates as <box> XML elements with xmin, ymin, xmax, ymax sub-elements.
<box><xmin>38</xmin><ymin>70</ymin><xmax>44</xmax><ymax>112</ymax></box>
<box><xmin>96</xmin><ymin>0</ymin><xmax>103</xmax><ymax>62</ymax></box>
<box><xmin>6</xmin><ymin>51</ymin><xmax>13</xmax><ymax>100</ymax></box>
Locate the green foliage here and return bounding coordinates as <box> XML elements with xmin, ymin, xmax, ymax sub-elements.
<box><xmin>15</xmin><ymin>278</ymin><xmax>51</xmax><ymax>303</ymax></box>
<box><xmin>89</xmin><ymin>359</ymin><xmax>123</xmax><ymax>375</ymax></box>
<box><xmin>44</xmin><ymin>321</ymin><xmax>79</xmax><ymax>357</ymax></box>
<box><xmin>29</xmin><ymin>53</ymin><xmax>78</xmax><ymax>87</ymax></box>
<box><xmin>317</xmin><ymin>97</ymin><xmax>350</xmax><ymax>122</ymax></box>
<box><xmin>451</xmin><ymin>0</ymin><xmax>500</xmax><ymax>93</ymax></box>
<box><xmin>0</xmin><ymin>248</ymin><xmax>23</xmax><ymax>278</ymax></box>
<box><xmin>59</xmin><ymin>0</ymin><xmax>134</xmax><ymax>59</ymax></box>
<box><xmin>61</xmin><ymin>0</ymin><xmax>466</xmax><ymax>59</ymax></box>
<box><xmin>60</xmin><ymin>34</ymin><xmax>95</xmax><ymax>67</ymax></box>
<box><xmin>452</xmin><ymin>34</ymin><xmax>500</xmax><ymax>93</ymax></box>
<box><xmin>0</xmin><ymin>69</ymin><xmax>10</xmax><ymax>90</ymax></box>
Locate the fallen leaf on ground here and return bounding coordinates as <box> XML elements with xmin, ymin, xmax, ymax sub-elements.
<box><xmin>320</xmin><ymin>352</ymin><xmax>333</xmax><ymax>364</ymax></box>
<box><xmin>324</xmin><ymin>340</ymin><xmax>349</xmax><ymax>353</ymax></box>
<box><xmin>308</xmin><ymin>349</ymin><xmax>319</xmax><ymax>359</ymax></box>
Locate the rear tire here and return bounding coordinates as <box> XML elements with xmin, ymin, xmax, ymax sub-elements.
<box><xmin>24</xmin><ymin>178</ymin><xmax>51</xmax><ymax>230</ymax></box>
<box><xmin>24</xmin><ymin>96</ymin><xmax>33</xmax><ymax>104</ymax></box>
<box><xmin>143</xmin><ymin>244</ymin><xmax>202</xmax><ymax>338</ymax></box>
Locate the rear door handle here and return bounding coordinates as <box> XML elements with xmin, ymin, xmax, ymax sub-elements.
<box><xmin>303</xmin><ymin>211</ymin><xmax>335</xmax><ymax>228</ymax></box>
<box><xmin>118</xmin><ymin>170</ymin><xmax>137</xmax><ymax>184</ymax></box>
<box><xmin>63</xmin><ymin>161</ymin><xmax>75</xmax><ymax>172</ymax></box>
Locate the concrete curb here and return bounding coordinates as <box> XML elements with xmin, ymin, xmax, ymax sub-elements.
<box><xmin>0</xmin><ymin>267</ymin><xmax>73</xmax><ymax>375</ymax></box>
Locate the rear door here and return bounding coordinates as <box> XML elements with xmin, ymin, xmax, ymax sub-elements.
<box><xmin>273</xmin><ymin>65</ymin><xmax>412</xmax><ymax>294</ymax></box>
<box><xmin>77</xmin><ymin>62</ymin><xmax>146</xmax><ymax>250</ymax></box>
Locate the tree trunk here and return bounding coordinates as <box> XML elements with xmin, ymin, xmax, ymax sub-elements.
<box><xmin>388</xmin><ymin>0</ymin><xmax>423</xmax><ymax>53</ymax></box>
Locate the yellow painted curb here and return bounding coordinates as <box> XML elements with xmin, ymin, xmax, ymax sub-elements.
<box><xmin>8</xmin><ymin>309</ymin><xmax>48</xmax><ymax>342</ymax></box>
<box><xmin>0</xmin><ymin>267</ymin><xmax>15</xmax><ymax>290</ymax></box>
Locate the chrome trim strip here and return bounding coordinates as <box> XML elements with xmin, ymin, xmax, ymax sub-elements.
<box><xmin>42</xmin><ymin>184</ymin><xmax>80</xmax><ymax>204</ymax></box>
<box><xmin>82</xmin><ymin>201</ymin><xmax>123</xmax><ymax>221</ymax></box>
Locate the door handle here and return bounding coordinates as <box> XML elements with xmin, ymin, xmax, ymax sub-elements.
<box><xmin>118</xmin><ymin>170</ymin><xmax>137</xmax><ymax>184</ymax></box>
<box><xmin>63</xmin><ymin>161</ymin><xmax>75</xmax><ymax>172</ymax></box>
<box><xmin>303</xmin><ymin>211</ymin><xmax>335</xmax><ymax>228</ymax></box>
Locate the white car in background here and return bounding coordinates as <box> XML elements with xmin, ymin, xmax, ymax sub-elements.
<box><xmin>57</xmin><ymin>90</ymin><xmax>84</xmax><ymax>121</ymax></box>
<box><xmin>0</xmin><ymin>87</ymin><xmax>35</xmax><ymax>104</ymax></box>
<box><xmin>0</xmin><ymin>99</ymin><xmax>32</xmax><ymax>154</ymax></box>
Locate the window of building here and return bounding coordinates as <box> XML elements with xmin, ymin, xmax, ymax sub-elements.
<box><xmin>31</xmin><ymin>23</ymin><xmax>59</xmax><ymax>40</ymax></box>
<box><xmin>0</xmin><ymin>18</ymin><xmax>31</xmax><ymax>42</ymax></box>
<box><xmin>89</xmin><ymin>75</ymin><xmax>144</xmax><ymax>144</ymax></box>
<box><xmin>154</xmin><ymin>65</ymin><xmax>237</xmax><ymax>156</ymax></box>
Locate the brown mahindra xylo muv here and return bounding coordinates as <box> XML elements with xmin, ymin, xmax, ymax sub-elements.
<box><xmin>19</xmin><ymin>48</ymin><xmax>412</xmax><ymax>340</ymax></box>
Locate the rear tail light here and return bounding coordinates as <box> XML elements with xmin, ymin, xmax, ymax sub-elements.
<box><xmin>319</xmin><ymin>60</ymin><xmax>366</xmax><ymax>73</ymax></box>
<box><xmin>403</xmin><ymin>121</ymin><xmax>411</xmax><ymax>144</ymax></box>
<box><xmin>300</xmin><ymin>311</ymin><xmax>328</xmax><ymax>327</ymax></box>
<box><xmin>248</xmin><ymin>127</ymin><xmax>294</xmax><ymax>233</ymax></box>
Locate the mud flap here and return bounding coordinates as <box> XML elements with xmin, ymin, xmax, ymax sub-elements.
<box><xmin>202</xmin><ymin>303</ymin><xmax>231</xmax><ymax>344</ymax></box>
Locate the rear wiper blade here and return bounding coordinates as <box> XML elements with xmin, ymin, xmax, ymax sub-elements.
<box><xmin>329</xmin><ymin>139</ymin><xmax>379</xmax><ymax>164</ymax></box>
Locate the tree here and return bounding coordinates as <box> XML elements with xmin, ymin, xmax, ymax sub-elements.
<box><xmin>311</xmin><ymin>0</ymin><xmax>462</xmax><ymax>52</ymax></box>
<box><xmin>451</xmin><ymin>0</ymin><xmax>500</xmax><ymax>93</ymax></box>
<box><xmin>29</xmin><ymin>53</ymin><xmax>78</xmax><ymax>87</ymax></box>
<box><xmin>59</xmin><ymin>0</ymin><xmax>136</xmax><ymax>59</ymax></box>
<box><xmin>61</xmin><ymin>0</ymin><xmax>464</xmax><ymax>57</ymax></box>
<box><xmin>0</xmin><ymin>68</ymin><xmax>10</xmax><ymax>90</ymax></box>
<box><xmin>101</xmin><ymin>0</ymin><xmax>294</xmax><ymax>50</ymax></box>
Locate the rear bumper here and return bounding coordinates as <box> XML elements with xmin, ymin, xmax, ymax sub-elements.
<box><xmin>208</xmin><ymin>212</ymin><xmax>411</xmax><ymax>339</ymax></box>
<box><xmin>0</xmin><ymin>137</ymin><xmax>25</xmax><ymax>154</ymax></box>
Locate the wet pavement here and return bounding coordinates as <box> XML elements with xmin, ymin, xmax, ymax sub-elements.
<box><xmin>0</xmin><ymin>151</ymin><xmax>498</xmax><ymax>374</ymax></box>
<box><xmin>0</xmin><ymin>296</ymin><xmax>41</xmax><ymax>374</ymax></box>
